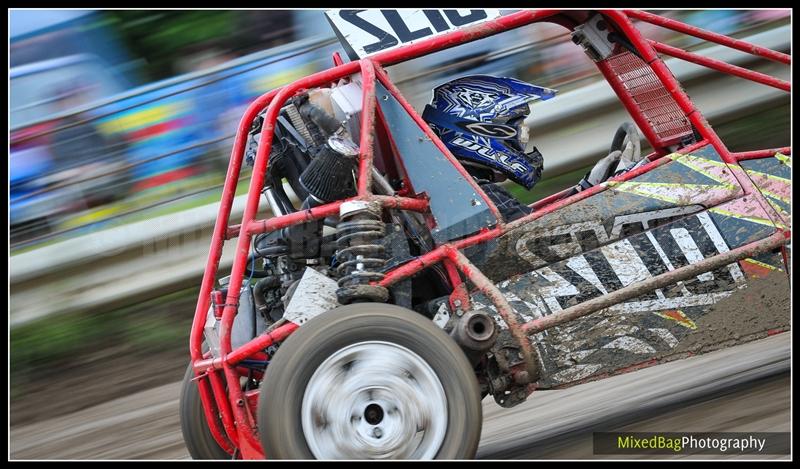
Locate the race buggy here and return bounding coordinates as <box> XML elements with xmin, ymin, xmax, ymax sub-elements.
<box><xmin>180</xmin><ymin>9</ymin><xmax>791</xmax><ymax>460</ymax></box>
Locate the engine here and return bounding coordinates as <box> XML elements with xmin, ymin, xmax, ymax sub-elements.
<box><xmin>235</xmin><ymin>77</ymin><xmax>445</xmax><ymax>331</ymax></box>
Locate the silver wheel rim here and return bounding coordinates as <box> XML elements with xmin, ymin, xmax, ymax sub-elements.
<box><xmin>301</xmin><ymin>340</ymin><xmax>448</xmax><ymax>459</ymax></box>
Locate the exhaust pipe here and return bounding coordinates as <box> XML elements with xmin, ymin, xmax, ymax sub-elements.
<box><xmin>449</xmin><ymin>310</ymin><xmax>498</xmax><ymax>364</ymax></box>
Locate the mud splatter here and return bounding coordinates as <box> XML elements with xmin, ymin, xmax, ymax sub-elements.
<box><xmin>671</xmin><ymin>270</ymin><xmax>790</xmax><ymax>355</ymax></box>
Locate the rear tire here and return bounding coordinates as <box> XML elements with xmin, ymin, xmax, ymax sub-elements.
<box><xmin>179</xmin><ymin>364</ymin><xmax>231</xmax><ymax>460</ymax></box>
<box><xmin>258</xmin><ymin>303</ymin><xmax>482</xmax><ymax>459</ymax></box>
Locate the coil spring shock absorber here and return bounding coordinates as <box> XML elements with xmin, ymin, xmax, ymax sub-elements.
<box><xmin>335</xmin><ymin>200</ymin><xmax>390</xmax><ymax>304</ymax></box>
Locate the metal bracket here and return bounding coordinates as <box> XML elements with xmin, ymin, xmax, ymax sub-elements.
<box><xmin>572</xmin><ymin>14</ymin><xmax>616</xmax><ymax>62</ymax></box>
<box><xmin>283</xmin><ymin>267</ymin><xmax>341</xmax><ymax>326</ymax></box>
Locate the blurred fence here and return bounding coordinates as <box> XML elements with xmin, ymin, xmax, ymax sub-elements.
<box><xmin>10</xmin><ymin>36</ymin><xmax>340</xmax><ymax>248</ymax></box>
<box><xmin>9</xmin><ymin>23</ymin><xmax>791</xmax><ymax>328</ymax></box>
<box><xmin>10</xmin><ymin>10</ymin><xmax>789</xmax><ymax>251</ymax></box>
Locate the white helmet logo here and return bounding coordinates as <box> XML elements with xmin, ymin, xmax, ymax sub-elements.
<box><xmin>463</xmin><ymin>122</ymin><xmax>517</xmax><ymax>139</ymax></box>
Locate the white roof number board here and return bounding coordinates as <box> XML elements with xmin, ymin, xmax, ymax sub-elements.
<box><xmin>325</xmin><ymin>9</ymin><xmax>503</xmax><ymax>60</ymax></box>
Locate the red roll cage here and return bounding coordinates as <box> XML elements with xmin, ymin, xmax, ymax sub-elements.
<box><xmin>188</xmin><ymin>10</ymin><xmax>791</xmax><ymax>458</ymax></box>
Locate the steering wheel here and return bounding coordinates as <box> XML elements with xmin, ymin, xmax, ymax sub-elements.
<box><xmin>609</xmin><ymin>122</ymin><xmax>642</xmax><ymax>164</ymax></box>
<box><xmin>576</xmin><ymin>122</ymin><xmax>644</xmax><ymax>191</ymax></box>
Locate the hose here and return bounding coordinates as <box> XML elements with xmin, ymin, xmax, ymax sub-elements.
<box><xmin>244</xmin><ymin>252</ymin><xmax>269</xmax><ymax>279</ymax></box>
<box><xmin>298</xmin><ymin>101</ymin><xmax>343</xmax><ymax>136</ymax></box>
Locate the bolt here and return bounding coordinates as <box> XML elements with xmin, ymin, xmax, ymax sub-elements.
<box><xmin>236</xmin><ymin>399</ymin><xmax>245</xmax><ymax>407</ymax></box>
<box><xmin>373</xmin><ymin>427</ymin><xmax>383</xmax><ymax>439</ymax></box>
<box><xmin>453</xmin><ymin>299</ymin><xmax>462</xmax><ymax>307</ymax></box>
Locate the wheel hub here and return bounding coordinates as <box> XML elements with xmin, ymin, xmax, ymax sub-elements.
<box><xmin>301</xmin><ymin>341</ymin><xmax>448</xmax><ymax>459</ymax></box>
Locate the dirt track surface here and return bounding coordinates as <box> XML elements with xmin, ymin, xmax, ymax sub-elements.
<box><xmin>10</xmin><ymin>332</ymin><xmax>789</xmax><ymax>460</ymax></box>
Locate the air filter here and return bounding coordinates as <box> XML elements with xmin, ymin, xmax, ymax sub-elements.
<box><xmin>299</xmin><ymin>137</ymin><xmax>358</xmax><ymax>202</ymax></box>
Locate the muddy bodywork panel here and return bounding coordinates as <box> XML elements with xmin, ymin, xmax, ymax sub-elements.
<box><xmin>465</xmin><ymin>146</ymin><xmax>790</xmax><ymax>388</ymax></box>
<box><xmin>740</xmin><ymin>153</ymin><xmax>791</xmax><ymax>228</ymax></box>
<box><xmin>467</xmin><ymin>145</ymin><xmax>747</xmax><ymax>280</ymax></box>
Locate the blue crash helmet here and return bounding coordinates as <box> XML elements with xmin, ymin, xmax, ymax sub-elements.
<box><xmin>422</xmin><ymin>75</ymin><xmax>557</xmax><ymax>189</ymax></box>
